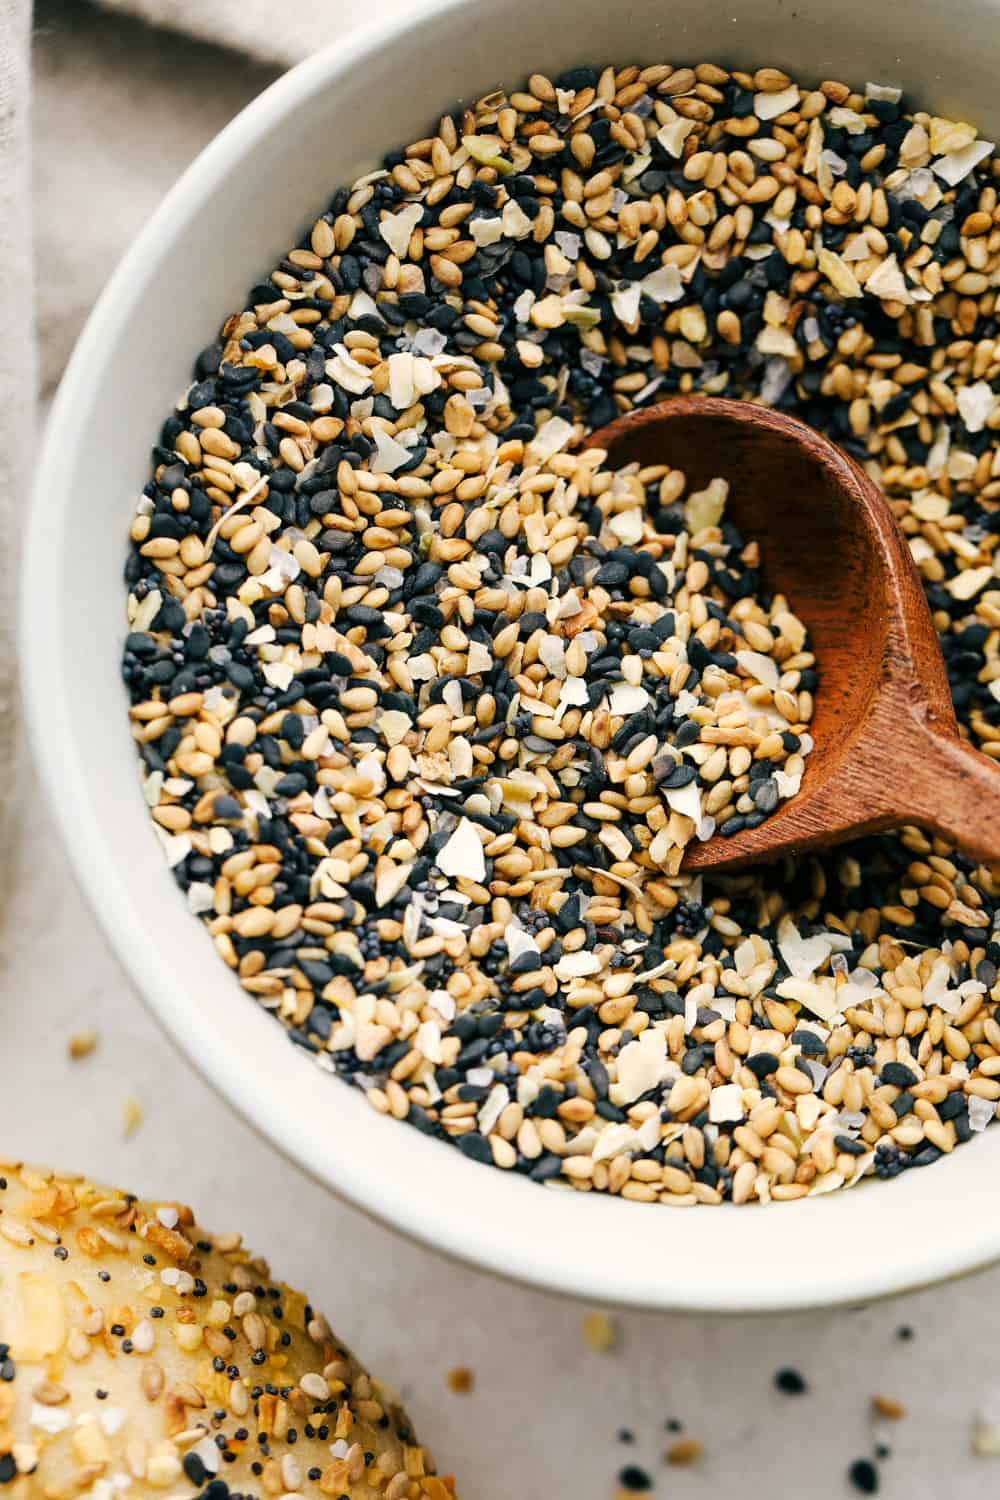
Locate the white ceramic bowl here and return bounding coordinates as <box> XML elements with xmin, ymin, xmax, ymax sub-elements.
<box><xmin>23</xmin><ymin>0</ymin><xmax>1000</xmax><ymax>1312</ymax></box>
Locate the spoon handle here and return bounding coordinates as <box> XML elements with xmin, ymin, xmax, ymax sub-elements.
<box><xmin>895</xmin><ymin>727</ymin><xmax>1000</xmax><ymax>865</ymax></box>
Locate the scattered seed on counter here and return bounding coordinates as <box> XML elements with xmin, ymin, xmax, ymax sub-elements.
<box><xmin>121</xmin><ymin>1096</ymin><xmax>144</xmax><ymax>1137</ymax></box>
<box><xmin>583</xmin><ymin>1311</ymin><xmax>617</xmax><ymax>1352</ymax></box>
<box><xmin>618</xmin><ymin>1464</ymin><xmax>654</xmax><ymax>1493</ymax></box>
<box><xmin>123</xmin><ymin>59</ymin><xmax>1000</xmax><ymax>1206</ymax></box>
<box><xmin>610</xmin><ymin>1359</ymin><xmax>925</xmax><ymax>1497</ymax></box>
<box><xmin>973</xmin><ymin>1389</ymin><xmax>1000</xmax><ymax>1454</ymax></box>
<box><xmin>848</xmin><ymin>1457</ymin><xmax>880</xmax><ymax>1494</ymax></box>
<box><xmin>67</xmin><ymin>1029</ymin><xmax>98</xmax><ymax>1060</ymax></box>
<box><xmin>664</xmin><ymin>1437</ymin><xmax>702</xmax><ymax>1465</ymax></box>
<box><xmin>446</xmin><ymin>1366</ymin><xmax>474</xmax><ymax>1394</ymax></box>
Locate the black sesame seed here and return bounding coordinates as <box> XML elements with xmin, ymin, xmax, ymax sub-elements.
<box><xmin>618</xmin><ymin>1465</ymin><xmax>652</xmax><ymax>1492</ymax></box>
<box><xmin>848</xmin><ymin>1458</ymin><xmax>879</xmax><ymax>1493</ymax></box>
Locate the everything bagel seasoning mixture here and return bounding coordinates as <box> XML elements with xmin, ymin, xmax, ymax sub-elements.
<box><xmin>125</xmin><ymin>62</ymin><xmax>1000</xmax><ymax>1205</ymax></box>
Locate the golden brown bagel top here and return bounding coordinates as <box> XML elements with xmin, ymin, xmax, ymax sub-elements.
<box><xmin>0</xmin><ymin>1162</ymin><xmax>455</xmax><ymax>1500</ymax></box>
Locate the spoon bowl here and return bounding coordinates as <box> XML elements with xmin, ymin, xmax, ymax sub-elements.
<box><xmin>587</xmin><ymin>396</ymin><xmax>1000</xmax><ymax>870</ymax></box>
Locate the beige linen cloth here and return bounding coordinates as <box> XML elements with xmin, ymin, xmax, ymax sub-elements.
<box><xmin>91</xmin><ymin>0</ymin><xmax>401</xmax><ymax>67</ymax></box>
<box><xmin>7</xmin><ymin>0</ymin><xmax>409</xmax><ymax>869</ymax></box>
<box><xmin>2</xmin><ymin>0</ymin><xmax>33</xmax><ymax>862</ymax></box>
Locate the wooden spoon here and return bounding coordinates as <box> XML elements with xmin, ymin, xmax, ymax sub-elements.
<box><xmin>585</xmin><ymin>395</ymin><xmax>1000</xmax><ymax>871</ymax></box>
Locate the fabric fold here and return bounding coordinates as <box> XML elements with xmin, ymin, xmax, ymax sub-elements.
<box><xmin>90</xmin><ymin>0</ymin><xmax>410</xmax><ymax>69</ymax></box>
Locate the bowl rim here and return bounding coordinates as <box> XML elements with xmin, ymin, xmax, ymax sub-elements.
<box><xmin>21</xmin><ymin>1</ymin><xmax>1000</xmax><ymax>1313</ymax></box>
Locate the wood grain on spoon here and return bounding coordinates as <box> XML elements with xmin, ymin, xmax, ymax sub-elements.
<box><xmin>585</xmin><ymin>396</ymin><xmax>1000</xmax><ymax>871</ymax></box>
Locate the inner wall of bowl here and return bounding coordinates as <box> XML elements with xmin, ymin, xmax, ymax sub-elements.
<box><xmin>38</xmin><ymin>0</ymin><xmax>1000</xmax><ymax>1307</ymax></box>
